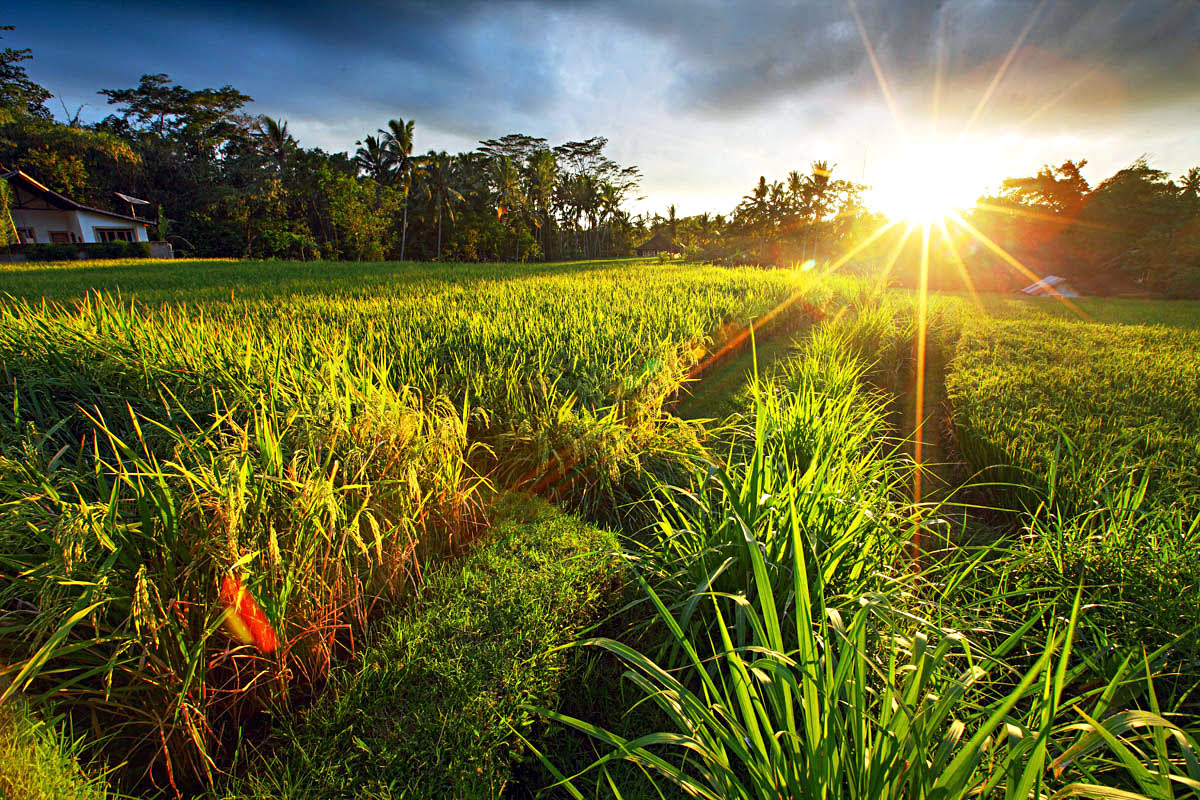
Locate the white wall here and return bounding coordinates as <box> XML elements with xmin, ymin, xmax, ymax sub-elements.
<box><xmin>11</xmin><ymin>208</ymin><xmax>84</xmax><ymax>243</ymax></box>
<box><xmin>11</xmin><ymin>208</ymin><xmax>149</xmax><ymax>243</ymax></box>
<box><xmin>75</xmin><ymin>209</ymin><xmax>150</xmax><ymax>242</ymax></box>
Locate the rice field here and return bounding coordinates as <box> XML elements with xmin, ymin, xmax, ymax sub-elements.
<box><xmin>947</xmin><ymin>294</ymin><xmax>1200</xmax><ymax>655</ymax></box>
<box><xmin>3</xmin><ymin>258</ymin><xmax>1200</xmax><ymax>799</ymax></box>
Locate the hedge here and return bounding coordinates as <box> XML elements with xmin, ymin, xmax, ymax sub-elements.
<box><xmin>6</xmin><ymin>241</ymin><xmax>151</xmax><ymax>262</ymax></box>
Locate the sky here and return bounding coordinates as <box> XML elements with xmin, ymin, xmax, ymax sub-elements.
<box><xmin>8</xmin><ymin>0</ymin><xmax>1200</xmax><ymax>217</ymax></box>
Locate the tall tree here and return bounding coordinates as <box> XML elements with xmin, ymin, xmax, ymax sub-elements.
<box><xmin>254</xmin><ymin>116</ymin><xmax>295</xmax><ymax>174</ymax></box>
<box><xmin>353</xmin><ymin>134</ymin><xmax>393</xmax><ymax>185</ymax></box>
<box><xmin>526</xmin><ymin>148</ymin><xmax>557</xmax><ymax>258</ymax></box>
<box><xmin>998</xmin><ymin>159</ymin><xmax>1090</xmax><ymax>214</ymax></box>
<box><xmin>491</xmin><ymin>154</ymin><xmax>525</xmax><ymax>260</ymax></box>
<box><xmin>807</xmin><ymin>160</ymin><xmax>835</xmax><ymax>261</ymax></box>
<box><xmin>419</xmin><ymin>151</ymin><xmax>463</xmax><ymax>262</ymax></box>
<box><xmin>381</xmin><ymin>117</ymin><xmax>420</xmax><ymax>260</ymax></box>
<box><xmin>99</xmin><ymin>73</ymin><xmax>252</xmax><ymax>158</ymax></box>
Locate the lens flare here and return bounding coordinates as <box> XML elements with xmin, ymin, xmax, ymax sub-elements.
<box><xmin>220</xmin><ymin>574</ymin><xmax>278</xmax><ymax>653</ymax></box>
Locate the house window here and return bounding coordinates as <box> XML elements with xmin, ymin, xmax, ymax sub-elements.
<box><xmin>96</xmin><ymin>228</ymin><xmax>136</xmax><ymax>242</ymax></box>
<box><xmin>16</xmin><ymin>227</ymin><xmax>35</xmax><ymax>243</ymax></box>
<box><xmin>50</xmin><ymin>231</ymin><xmax>72</xmax><ymax>244</ymax></box>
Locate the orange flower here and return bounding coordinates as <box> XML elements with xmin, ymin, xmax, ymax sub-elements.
<box><xmin>220</xmin><ymin>574</ymin><xmax>278</xmax><ymax>653</ymax></box>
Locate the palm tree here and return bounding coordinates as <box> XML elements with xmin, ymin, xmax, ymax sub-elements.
<box><xmin>556</xmin><ymin>172</ymin><xmax>591</xmax><ymax>258</ymax></box>
<box><xmin>353</xmin><ymin>135</ymin><xmax>394</xmax><ymax>199</ymax></box>
<box><xmin>740</xmin><ymin>176</ymin><xmax>771</xmax><ymax>252</ymax></box>
<box><xmin>808</xmin><ymin>160</ymin><xmax>835</xmax><ymax>262</ymax></box>
<box><xmin>526</xmin><ymin>149</ymin><xmax>557</xmax><ymax>258</ymax></box>
<box><xmin>254</xmin><ymin>116</ymin><xmax>294</xmax><ymax>174</ymax></box>
<box><xmin>492</xmin><ymin>155</ymin><xmax>525</xmax><ymax>260</ymax></box>
<box><xmin>381</xmin><ymin>118</ymin><xmax>420</xmax><ymax>260</ymax></box>
<box><xmin>1180</xmin><ymin>167</ymin><xmax>1200</xmax><ymax>207</ymax></box>
<box><xmin>595</xmin><ymin>181</ymin><xmax>623</xmax><ymax>256</ymax></box>
<box><xmin>808</xmin><ymin>160</ymin><xmax>833</xmax><ymax>218</ymax></box>
<box><xmin>419</xmin><ymin>151</ymin><xmax>464</xmax><ymax>262</ymax></box>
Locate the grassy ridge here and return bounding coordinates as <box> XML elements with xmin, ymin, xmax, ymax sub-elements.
<box><xmin>224</xmin><ymin>494</ymin><xmax>620</xmax><ymax>800</ymax></box>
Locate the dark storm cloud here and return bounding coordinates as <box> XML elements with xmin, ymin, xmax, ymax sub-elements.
<box><xmin>7</xmin><ymin>0</ymin><xmax>1199</xmax><ymax>146</ymax></box>
<box><xmin>579</xmin><ymin>0</ymin><xmax>1200</xmax><ymax>123</ymax></box>
<box><xmin>8</xmin><ymin>0</ymin><xmax>566</xmax><ymax>140</ymax></box>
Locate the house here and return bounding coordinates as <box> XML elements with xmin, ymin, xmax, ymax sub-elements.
<box><xmin>1019</xmin><ymin>274</ymin><xmax>1081</xmax><ymax>298</ymax></box>
<box><xmin>3</xmin><ymin>167</ymin><xmax>153</xmax><ymax>246</ymax></box>
<box><xmin>635</xmin><ymin>232</ymin><xmax>682</xmax><ymax>258</ymax></box>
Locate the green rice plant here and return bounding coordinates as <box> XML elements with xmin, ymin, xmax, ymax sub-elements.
<box><xmin>532</xmin><ymin>391</ymin><xmax>1200</xmax><ymax>800</ymax></box>
<box><xmin>0</xmin><ymin>700</ymin><xmax>112</xmax><ymax>800</ymax></box>
<box><xmin>0</xmin><ymin>385</ymin><xmax>484</xmax><ymax>793</ymax></box>
<box><xmin>0</xmin><ymin>259</ymin><xmax>855</xmax><ymax>791</ymax></box>
<box><xmin>224</xmin><ymin>494</ymin><xmax>622</xmax><ymax>800</ymax></box>
<box><xmin>534</xmin><ymin>531</ymin><xmax>1198</xmax><ymax>799</ymax></box>
<box><xmin>947</xmin><ymin>311</ymin><xmax>1200</xmax><ymax>517</ymax></box>
<box><xmin>530</xmin><ymin>318</ymin><xmax>1200</xmax><ymax>799</ymax></box>
<box><xmin>637</xmin><ymin>327</ymin><xmax>914</xmax><ymax>657</ymax></box>
<box><xmin>946</xmin><ymin>300</ymin><xmax>1200</xmax><ymax>667</ymax></box>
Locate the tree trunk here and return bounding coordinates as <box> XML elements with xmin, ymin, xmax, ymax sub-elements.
<box><xmin>400</xmin><ymin>197</ymin><xmax>409</xmax><ymax>261</ymax></box>
<box><xmin>437</xmin><ymin>203</ymin><xmax>443</xmax><ymax>262</ymax></box>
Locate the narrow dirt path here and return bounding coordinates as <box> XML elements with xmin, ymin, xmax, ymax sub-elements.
<box><xmin>901</xmin><ymin>344</ymin><xmax>956</xmax><ymax>506</ymax></box>
<box><xmin>673</xmin><ymin>330</ymin><xmax>800</xmax><ymax>420</ymax></box>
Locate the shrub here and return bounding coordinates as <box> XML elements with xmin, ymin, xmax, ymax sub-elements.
<box><xmin>11</xmin><ymin>241</ymin><xmax>151</xmax><ymax>262</ymax></box>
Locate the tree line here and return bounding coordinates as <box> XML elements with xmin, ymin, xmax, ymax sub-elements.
<box><xmin>629</xmin><ymin>161</ymin><xmax>874</xmax><ymax>269</ymax></box>
<box><xmin>970</xmin><ymin>157</ymin><xmax>1200</xmax><ymax>296</ymax></box>
<box><xmin>0</xmin><ymin>27</ymin><xmax>644</xmax><ymax>261</ymax></box>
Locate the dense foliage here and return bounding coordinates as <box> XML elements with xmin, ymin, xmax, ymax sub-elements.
<box><xmin>829</xmin><ymin>158</ymin><xmax>1200</xmax><ymax>296</ymax></box>
<box><xmin>974</xmin><ymin>159</ymin><xmax>1200</xmax><ymax>296</ymax></box>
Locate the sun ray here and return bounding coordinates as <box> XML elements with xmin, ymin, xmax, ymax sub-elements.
<box><xmin>1013</xmin><ymin>0</ymin><xmax>1146</xmax><ymax>132</ymax></box>
<box><xmin>974</xmin><ymin>201</ymin><xmax>1124</xmax><ymax>234</ymax></box>
<box><xmin>911</xmin><ymin>220</ymin><xmax>931</xmax><ymax>559</ymax></box>
<box><xmin>847</xmin><ymin>0</ymin><xmax>909</xmax><ymax>143</ymax></box>
<box><xmin>871</xmin><ymin>222</ymin><xmax>916</xmax><ymax>292</ymax></box>
<box><xmin>930</xmin><ymin>5</ymin><xmax>951</xmax><ymax>130</ymax></box>
<box><xmin>1014</xmin><ymin>62</ymin><xmax>1105</xmax><ymax>131</ymax></box>
<box><xmin>824</xmin><ymin>217</ymin><xmax>905</xmax><ymax>275</ymax></box>
<box><xmin>678</xmin><ymin>215</ymin><xmax>908</xmax><ymax>391</ymax></box>
<box><xmin>935</xmin><ymin>218</ymin><xmax>984</xmax><ymax>309</ymax></box>
<box><xmin>960</xmin><ymin>0</ymin><xmax>1049</xmax><ymax>141</ymax></box>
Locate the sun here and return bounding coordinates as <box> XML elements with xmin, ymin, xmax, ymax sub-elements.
<box><xmin>866</xmin><ymin>142</ymin><xmax>992</xmax><ymax>224</ymax></box>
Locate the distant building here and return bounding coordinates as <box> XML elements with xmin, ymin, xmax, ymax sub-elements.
<box><xmin>1019</xmin><ymin>274</ymin><xmax>1081</xmax><ymax>297</ymax></box>
<box><xmin>635</xmin><ymin>232</ymin><xmax>682</xmax><ymax>258</ymax></box>
<box><xmin>3</xmin><ymin>167</ymin><xmax>153</xmax><ymax>245</ymax></box>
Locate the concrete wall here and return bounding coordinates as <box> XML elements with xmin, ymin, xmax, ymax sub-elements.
<box><xmin>149</xmin><ymin>241</ymin><xmax>174</xmax><ymax>259</ymax></box>
<box><xmin>11</xmin><ymin>208</ymin><xmax>148</xmax><ymax>243</ymax></box>
<box><xmin>75</xmin><ymin>209</ymin><xmax>150</xmax><ymax>242</ymax></box>
<box><xmin>11</xmin><ymin>208</ymin><xmax>85</xmax><ymax>243</ymax></box>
